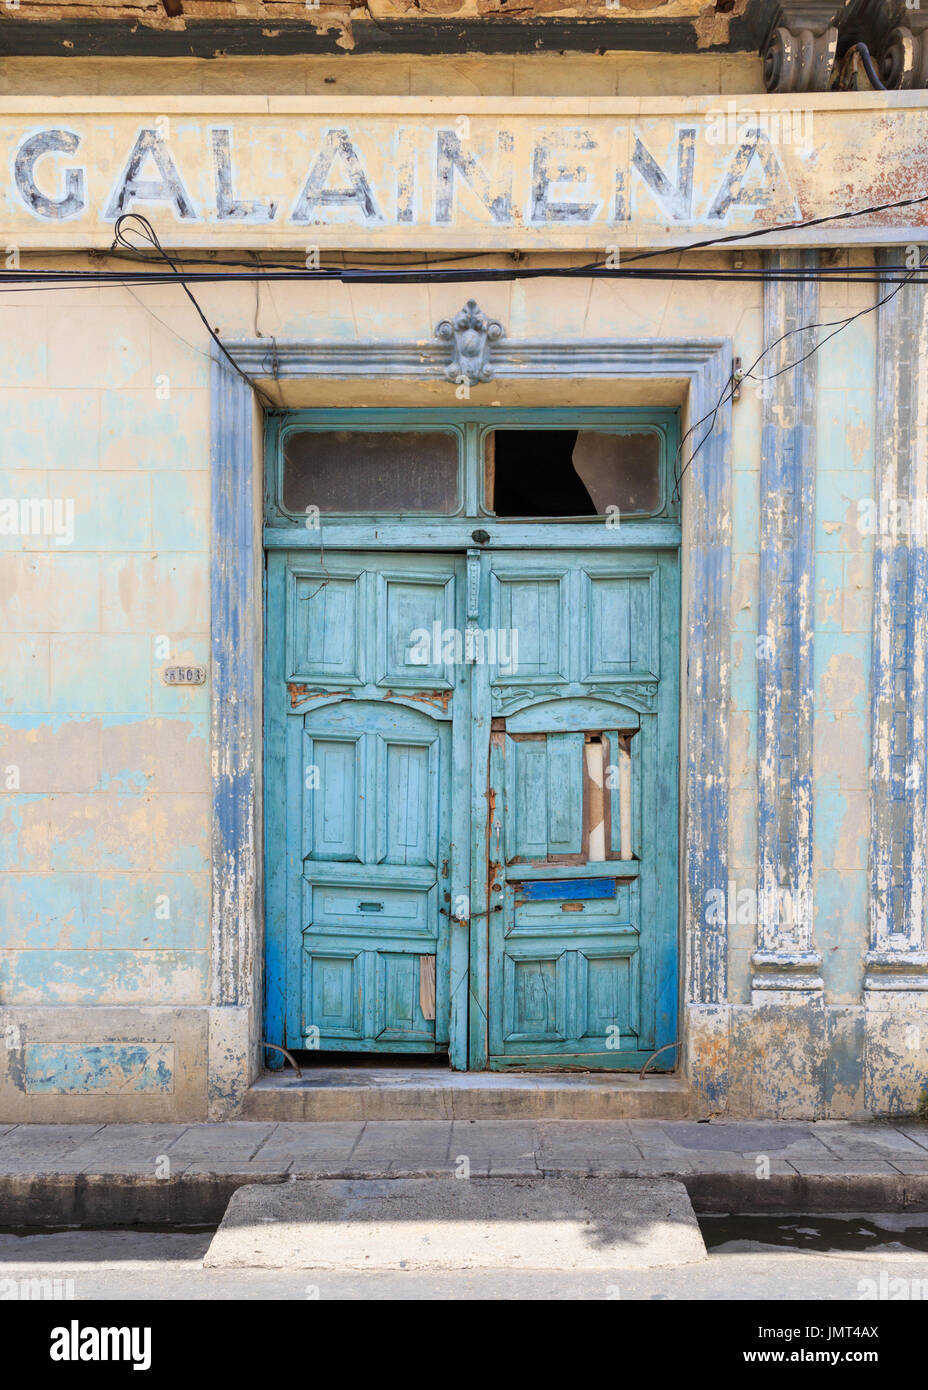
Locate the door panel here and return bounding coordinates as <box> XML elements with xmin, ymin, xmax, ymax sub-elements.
<box><xmin>266</xmin><ymin>545</ymin><xmax>678</xmax><ymax>1071</ymax></box>
<box><xmin>507</xmin><ymin>732</ymin><xmax>585</xmax><ymax>859</ymax></box>
<box><xmin>298</xmin><ymin>701</ymin><xmax>451</xmax><ymax>1052</ymax></box>
<box><xmin>266</xmin><ymin>551</ymin><xmax>468</xmax><ymax>1059</ymax></box>
<box><xmin>481</xmin><ymin>550</ymin><xmax>678</xmax><ymax>1070</ymax></box>
<box><xmin>288</xmin><ymin>570</ymin><xmax>363</xmax><ymax>684</ymax></box>
<box><xmin>377</xmin><ymin>570</ymin><xmax>456</xmax><ymax>689</ymax></box>
<box><xmin>490</xmin><ymin>572</ymin><xmax>569</xmax><ymax>682</ymax></box>
<box><xmin>581</xmin><ymin>572</ymin><xmax>657</xmax><ymax>680</ymax></box>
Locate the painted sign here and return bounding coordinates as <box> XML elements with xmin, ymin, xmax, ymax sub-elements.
<box><xmin>2</xmin><ymin>96</ymin><xmax>927</xmax><ymax>249</ymax></box>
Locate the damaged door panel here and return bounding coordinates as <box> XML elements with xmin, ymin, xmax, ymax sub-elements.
<box><xmin>481</xmin><ymin>549</ymin><xmax>679</xmax><ymax>1070</ymax></box>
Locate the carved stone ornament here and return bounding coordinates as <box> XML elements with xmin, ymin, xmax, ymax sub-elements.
<box><xmin>762</xmin><ymin>8</ymin><xmax>840</xmax><ymax>92</ymax></box>
<box><xmin>763</xmin><ymin>0</ymin><xmax>928</xmax><ymax>91</ymax></box>
<box><xmin>879</xmin><ymin>22</ymin><xmax>928</xmax><ymax>89</ymax></box>
<box><xmin>435</xmin><ymin>300</ymin><xmax>505</xmax><ymax>386</ymax></box>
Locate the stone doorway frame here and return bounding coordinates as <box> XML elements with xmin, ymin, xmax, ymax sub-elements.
<box><xmin>207</xmin><ymin>333</ymin><xmax>733</xmax><ymax>1116</ymax></box>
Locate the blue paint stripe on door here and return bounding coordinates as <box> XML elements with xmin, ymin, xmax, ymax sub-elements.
<box><xmin>515</xmin><ymin>878</ymin><xmax>617</xmax><ymax>900</ymax></box>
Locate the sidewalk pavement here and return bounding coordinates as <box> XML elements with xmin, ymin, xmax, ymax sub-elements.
<box><xmin>1</xmin><ymin>1119</ymin><xmax>928</xmax><ymax>1223</ymax></box>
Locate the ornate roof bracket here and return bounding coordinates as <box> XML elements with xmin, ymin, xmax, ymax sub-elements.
<box><xmin>762</xmin><ymin>2</ymin><xmax>843</xmax><ymax>91</ymax></box>
<box><xmin>762</xmin><ymin>0</ymin><xmax>928</xmax><ymax>91</ymax></box>
<box><xmin>872</xmin><ymin>9</ymin><xmax>928</xmax><ymax>88</ymax></box>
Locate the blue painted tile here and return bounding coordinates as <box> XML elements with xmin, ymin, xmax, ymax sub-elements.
<box><xmin>151</xmin><ymin>472</ymin><xmax>208</xmax><ymax>551</ymax></box>
<box><xmin>0</xmin><ymin>392</ymin><xmax>99</xmax><ymax>470</ymax></box>
<box><xmin>50</xmin><ymin>636</ymin><xmax>151</xmax><ymax>715</ymax></box>
<box><xmin>0</xmin><ymin>795</ymin><xmax>51</xmax><ymax>870</ymax></box>
<box><xmin>23</xmin><ymin>1043</ymin><xmax>174</xmax><ymax>1095</ymax></box>
<box><xmin>815</xmin><ymin>551</ymin><xmax>845</xmax><ymax>632</ymax></box>
<box><xmin>100</xmin><ymin>390</ymin><xmax>206</xmax><ymax>471</ymax></box>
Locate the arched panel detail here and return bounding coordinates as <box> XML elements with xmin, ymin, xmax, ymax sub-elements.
<box><xmin>500</xmin><ymin>695</ymin><xmax>642</xmax><ymax>733</ymax></box>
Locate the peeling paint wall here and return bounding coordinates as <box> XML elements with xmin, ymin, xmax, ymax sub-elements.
<box><xmin>692</xmin><ymin>249</ymin><xmax>928</xmax><ymax>1120</ymax></box>
<box><xmin>0</xmin><ymin>55</ymin><xmax>926</xmax><ymax>1120</ymax></box>
<box><xmin>0</xmin><ymin>275</ymin><xmax>212</xmax><ymax>1118</ymax></box>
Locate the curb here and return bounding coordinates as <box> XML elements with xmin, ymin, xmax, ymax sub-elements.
<box><xmin>2</xmin><ymin>1170</ymin><xmax>928</xmax><ymax>1226</ymax></box>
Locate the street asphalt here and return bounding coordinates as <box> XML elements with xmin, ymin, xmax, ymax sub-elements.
<box><xmin>3</xmin><ymin>1224</ymin><xmax>928</xmax><ymax>1299</ymax></box>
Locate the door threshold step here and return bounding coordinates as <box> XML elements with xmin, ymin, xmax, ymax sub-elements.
<box><xmin>241</xmin><ymin>1069</ymin><xmax>696</xmax><ymax>1120</ymax></box>
<box><xmin>203</xmin><ymin>1177</ymin><xmax>707</xmax><ymax>1270</ymax></box>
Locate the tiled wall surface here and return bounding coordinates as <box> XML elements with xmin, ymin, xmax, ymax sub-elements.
<box><xmin>0</xmin><ymin>244</ymin><xmax>921</xmax><ymax>1118</ymax></box>
<box><xmin>0</xmin><ymin>288</ymin><xmax>212</xmax><ymax>1112</ymax></box>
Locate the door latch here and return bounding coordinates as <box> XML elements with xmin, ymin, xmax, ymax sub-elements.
<box><xmin>440</xmin><ymin>905</ymin><xmax>502</xmax><ymax>923</ymax></box>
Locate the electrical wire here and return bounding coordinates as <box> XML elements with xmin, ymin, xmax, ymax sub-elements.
<box><xmin>0</xmin><ymin>186</ymin><xmax>921</xmax><ymax>295</ymax></box>
<box><xmin>111</xmin><ymin>214</ymin><xmax>277</xmax><ymax>408</ymax></box>
<box><xmin>1</xmin><ymin>263</ymin><xmax>927</xmax><ymax>290</ymax></box>
<box><xmin>2</xmin><ymin>200</ymin><xmax>925</xmax><ymax>492</ymax></box>
<box><xmin>0</xmin><ymin>262</ymin><xmax>925</xmax><ymax>289</ymax></box>
<box><xmin>101</xmin><ymin>212</ymin><xmax>928</xmax><ymax>494</ymax></box>
<box><xmin>848</xmin><ymin>42</ymin><xmax>887</xmax><ymax>92</ymax></box>
<box><xmin>671</xmin><ymin>247</ymin><xmax>927</xmax><ymax>499</ymax></box>
<box><xmin>89</xmin><ymin>249</ymin><xmax>928</xmax><ymax>278</ymax></box>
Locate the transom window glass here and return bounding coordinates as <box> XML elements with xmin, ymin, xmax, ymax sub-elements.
<box><xmin>269</xmin><ymin>413</ymin><xmax>674</xmax><ymax>525</ymax></box>
<box><xmin>282</xmin><ymin>430</ymin><xmax>460</xmax><ymax>514</ymax></box>
<box><xmin>485</xmin><ymin>429</ymin><xmax>663</xmax><ymax>518</ymax></box>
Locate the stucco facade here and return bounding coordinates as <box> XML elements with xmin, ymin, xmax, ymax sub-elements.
<box><xmin>0</xmin><ymin>44</ymin><xmax>926</xmax><ymax>1121</ymax></box>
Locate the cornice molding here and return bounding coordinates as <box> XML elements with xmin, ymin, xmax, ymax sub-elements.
<box><xmin>226</xmin><ymin>337</ymin><xmax>730</xmax><ymax>381</ymax></box>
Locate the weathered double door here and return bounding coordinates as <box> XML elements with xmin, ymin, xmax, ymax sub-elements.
<box><xmin>266</xmin><ymin>546</ymin><xmax>678</xmax><ymax>1069</ymax></box>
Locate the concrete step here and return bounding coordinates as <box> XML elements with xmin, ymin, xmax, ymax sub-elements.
<box><xmin>241</xmin><ymin>1068</ymin><xmax>697</xmax><ymax>1121</ymax></box>
<box><xmin>203</xmin><ymin>1177</ymin><xmax>707</xmax><ymax>1271</ymax></box>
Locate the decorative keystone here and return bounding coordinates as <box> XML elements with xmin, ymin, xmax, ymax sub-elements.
<box><xmin>435</xmin><ymin>300</ymin><xmax>504</xmax><ymax>386</ymax></box>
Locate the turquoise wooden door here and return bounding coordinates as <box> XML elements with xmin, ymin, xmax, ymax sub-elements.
<box><xmin>265</xmin><ymin>551</ymin><xmax>471</xmax><ymax>1058</ymax></box>
<box><xmin>266</xmin><ymin>544</ymin><xmax>678</xmax><ymax>1068</ymax></box>
<box><xmin>264</xmin><ymin>408</ymin><xmax>681</xmax><ymax>1071</ymax></box>
<box><xmin>472</xmin><ymin>549</ymin><xmax>679</xmax><ymax>1070</ymax></box>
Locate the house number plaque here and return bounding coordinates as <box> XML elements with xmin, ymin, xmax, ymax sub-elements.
<box><xmin>162</xmin><ymin>665</ymin><xmax>207</xmax><ymax>686</ymax></box>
